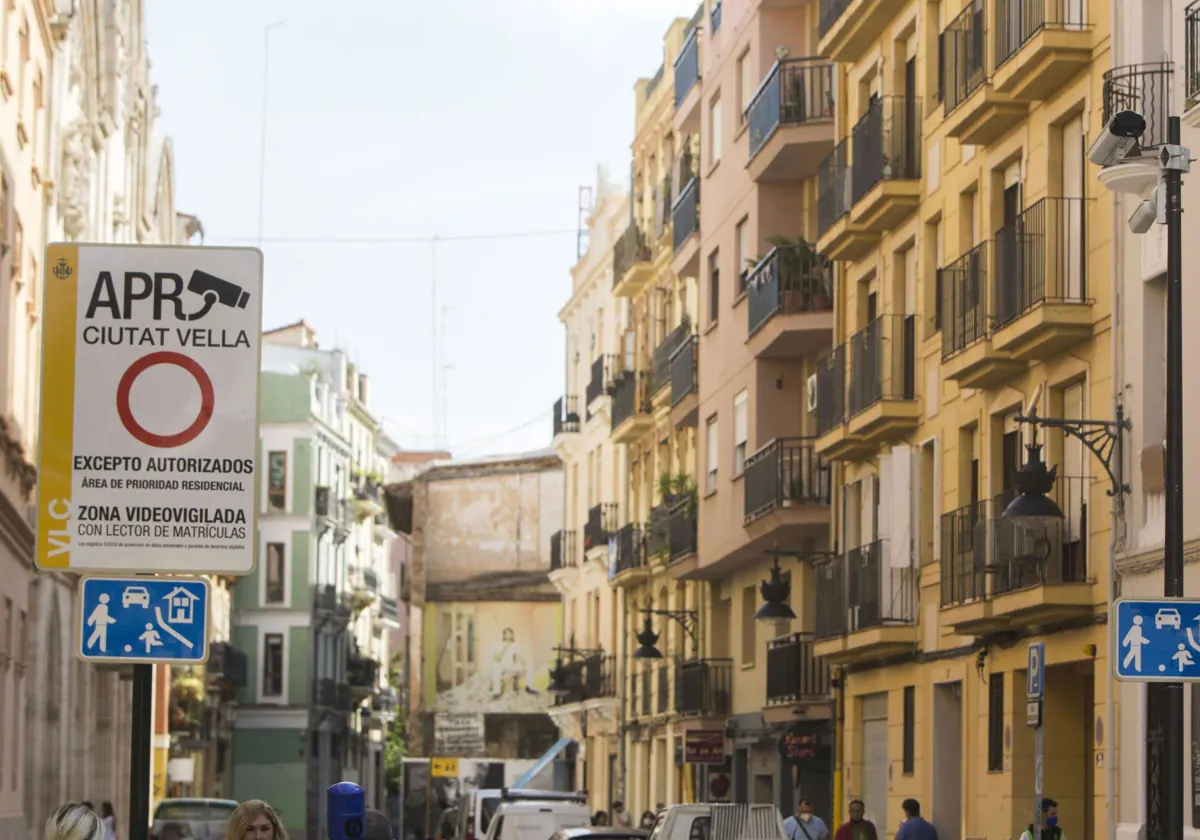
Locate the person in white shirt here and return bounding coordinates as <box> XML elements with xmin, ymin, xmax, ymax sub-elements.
<box><xmin>100</xmin><ymin>802</ymin><xmax>118</xmax><ymax>840</ymax></box>
<box><xmin>490</xmin><ymin>628</ymin><xmax>537</xmax><ymax>698</ymax></box>
<box><xmin>783</xmin><ymin>800</ymin><xmax>829</xmax><ymax>840</ymax></box>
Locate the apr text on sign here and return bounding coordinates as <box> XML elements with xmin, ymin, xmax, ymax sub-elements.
<box><xmin>1113</xmin><ymin>597</ymin><xmax>1200</xmax><ymax>681</ymax></box>
<box><xmin>36</xmin><ymin>244</ymin><xmax>264</xmax><ymax>575</ymax></box>
<box><xmin>77</xmin><ymin>576</ymin><xmax>210</xmax><ymax>665</ymax></box>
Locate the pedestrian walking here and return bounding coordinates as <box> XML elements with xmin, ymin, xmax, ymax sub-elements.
<box><xmin>365</xmin><ymin>808</ymin><xmax>393</xmax><ymax>840</ymax></box>
<box><xmin>833</xmin><ymin>800</ymin><xmax>877</xmax><ymax>840</ymax></box>
<box><xmin>44</xmin><ymin>803</ymin><xmax>103</xmax><ymax>840</ymax></box>
<box><xmin>895</xmin><ymin>800</ymin><xmax>936</xmax><ymax>840</ymax></box>
<box><xmin>100</xmin><ymin>803</ymin><xmax>118</xmax><ymax>840</ymax></box>
<box><xmin>612</xmin><ymin>802</ymin><xmax>632</xmax><ymax>828</ymax></box>
<box><xmin>1018</xmin><ymin>798</ymin><xmax>1064</xmax><ymax>840</ymax></box>
<box><xmin>783</xmin><ymin>799</ymin><xmax>830</xmax><ymax>840</ymax></box>
<box><xmin>224</xmin><ymin>801</ymin><xmax>287</xmax><ymax>840</ymax></box>
<box><xmin>639</xmin><ymin>812</ymin><xmax>656</xmax><ymax>830</ymax></box>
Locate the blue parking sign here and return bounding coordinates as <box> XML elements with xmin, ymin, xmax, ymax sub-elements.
<box><xmin>77</xmin><ymin>576</ymin><xmax>210</xmax><ymax>665</ymax></box>
<box><xmin>1114</xmin><ymin>597</ymin><xmax>1200</xmax><ymax>681</ymax></box>
<box><xmin>1027</xmin><ymin>642</ymin><xmax>1045</xmax><ymax>699</ymax></box>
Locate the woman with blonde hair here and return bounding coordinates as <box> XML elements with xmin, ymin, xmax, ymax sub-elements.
<box><xmin>45</xmin><ymin>803</ymin><xmax>104</xmax><ymax>840</ymax></box>
<box><xmin>224</xmin><ymin>801</ymin><xmax>287</xmax><ymax>840</ymax></box>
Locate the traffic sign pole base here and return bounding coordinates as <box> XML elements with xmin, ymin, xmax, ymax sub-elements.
<box><xmin>128</xmin><ymin>663</ymin><xmax>153</xmax><ymax>840</ymax></box>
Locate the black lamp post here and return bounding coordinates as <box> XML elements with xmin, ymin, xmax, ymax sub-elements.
<box><xmin>631</xmin><ymin>608</ymin><xmax>698</xmax><ymax>659</ymax></box>
<box><xmin>754</xmin><ymin>547</ymin><xmax>838</xmax><ymax>622</ymax></box>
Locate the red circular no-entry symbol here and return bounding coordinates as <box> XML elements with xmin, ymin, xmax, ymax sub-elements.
<box><xmin>116</xmin><ymin>351</ymin><xmax>215</xmax><ymax>448</ymax></box>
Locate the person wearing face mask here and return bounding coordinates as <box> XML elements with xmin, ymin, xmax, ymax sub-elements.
<box><xmin>1019</xmin><ymin>798</ymin><xmax>1063</xmax><ymax>840</ymax></box>
<box><xmin>783</xmin><ymin>799</ymin><xmax>829</xmax><ymax>840</ymax></box>
<box><xmin>833</xmin><ymin>800</ymin><xmax>877</xmax><ymax>840</ymax></box>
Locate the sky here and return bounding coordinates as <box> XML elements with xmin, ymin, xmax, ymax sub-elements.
<box><xmin>144</xmin><ymin>0</ymin><xmax>699</xmax><ymax>459</ymax></box>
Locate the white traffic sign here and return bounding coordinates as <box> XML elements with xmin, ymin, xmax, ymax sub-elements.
<box><xmin>36</xmin><ymin>244</ymin><xmax>263</xmax><ymax>575</ymax></box>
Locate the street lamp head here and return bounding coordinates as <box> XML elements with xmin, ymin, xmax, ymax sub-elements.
<box><xmin>546</xmin><ymin>658</ymin><xmax>571</xmax><ymax>695</ymax></box>
<box><xmin>632</xmin><ymin>615</ymin><xmax>663</xmax><ymax>660</ymax></box>
<box><xmin>755</xmin><ymin>555</ymin><xmax>796</xmax><ymax>621</ymax></box>
<box><xmin>1002</xmin><ymin>440</ymin><xmax>1065</xmax><ymax>527</ymax></box>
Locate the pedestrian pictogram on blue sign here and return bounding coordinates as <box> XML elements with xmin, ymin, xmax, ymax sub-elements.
<box><xmin>1113</xmin><ymin>597</ymin><xmax>1200</xmax><ymax>681</ymax></box>
<box><xmin>77</xmin><ymin>576</ymin><xmax>210</xmax><ymax>665</ymax></box>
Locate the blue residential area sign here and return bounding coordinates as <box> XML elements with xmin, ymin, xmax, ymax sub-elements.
<box><xmin>77</xmin><ymin>576</ymin><xmax>210</xmax><ymax>665</ymax></box>
<box><xmin>1114</xmin><ymin>597</ymin><xmax>1200</xmax><ymax>682</ymax></box>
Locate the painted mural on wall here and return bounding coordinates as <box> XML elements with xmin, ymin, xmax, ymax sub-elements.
<box><xmin>424</xmin><ymin>601</ymin><xmax>560</xmax><ymax>714</ymax></box>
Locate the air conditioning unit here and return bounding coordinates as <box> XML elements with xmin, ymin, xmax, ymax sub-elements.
<box><xmin>805</xmin><ymin>374</ymin><xmax>819</xmax><ymax>412</ymax></box>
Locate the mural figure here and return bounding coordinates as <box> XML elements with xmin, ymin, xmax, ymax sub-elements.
<box><xmin>490</xmin><ymin>627</ymin><xmax>537</xmax><ymax>699</ymax></box>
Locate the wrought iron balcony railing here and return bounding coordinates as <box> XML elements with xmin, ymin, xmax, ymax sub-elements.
<box><xmin>746</xmin><ymin>58</ymin><xmax>835</xmax><ymax>161</ymax></box>
<box><xmin>611</xmin><ymin>370</ymin><xmax>650</xmax><ymax>431</ymax></box>
<box><xmin>1189</xmin><ymin>3</ymin><xmax>1200</xmax><ymax>110</ymax></box>
<box><xmin>674</xmin><ymin>26</ymin><xmax>700</xmax><ymax>107</ymax></box>
<box><xmin>653</xmin><ymin>319</ymin><xmax>692</xmax><ymax>395</ymax></box>
<box><xmin>551</xmin><ymin>529</ymin><xmax>578</xmax><ymax>571</ymax></box>
<box><xmin>668</xmin><ymin>499</ymin><xmax>697</xmax><ymax>561</ymax></box>
<box><xmin>940</xmin><ymin>241</ymin><xmax>990</xmax><ymax>360</ymax></box>
<box><xmin>1103</xmin><ymin>62</ymin><xmax>1174</xmax><ymax>151</ymax></box>
<box><xmin>744</xmin><ymin>437</ymin><xmax>830</xmax><ymax>524</ymax></box>
<box><xmin>766</xmin><ymin>632</ymin><xmax>830</xmax><ymax>704</ymax></box>
<box><xmin>846</xmin><ymin>314</ymin><xmax>917</xmax><ymax>418</ymax></box>
<box><xmin>746</xmin><ymin>244</ymin><xmax>834</xmax><ymax>338</ymax></box>
<box><xmin>850</xmin><ymin>95</ymin><xmax>921</xmax><ymax>206</ymax></box>
<box><xmin>552</xmin><ymin>654</ymin><xmax>618</xmax><ymax>705</ymax></box>
<box><xmin>990</xmin><ymin>476</ymin><xmax>1088</xmax><ymax>595</ymax></box>
<box><xmin>940</xmin><ymin>501</ymin><xmax>988</xmax><ymax>607</ymax></box>
<box><xmin>673</xmin><ymin>177</ymin><xmax>700</xmax><ymax>252</ymax></box>
<box><xmin>553</xmin><ymin>396</ymin><xmax>581</xmax><ymax>437</ymax></box>
<box><xmin>669</xmin><ymin>334</ymin><xmax>698</xmax><ymax>408</ymax></box>
<box><xmin>992</xmin><ymin>197</ymin><xmax>1088</xmax><ymax>329</ymax></box>
<box><xmin>648</xmin><ymin>504</ymin><xmax>671</xmax><ymax>558</ymax></box>
<box><xmin>583</xmin><ymin>503</ymin><xmax>617</xmax><ymax>552</ymax></box>
<box><xmin>816</xmin><ymin>541</ymin><xmax>917</xmax><ymax>637</ymax></box>
<box><xmin>817</xmin><ymin>140</ymin><xmax>850</xmax><ymax>239</ymax></box>
<box><xmin>943</xmin><ymin>0</ymin><xmax>987</xmax><ymax>113</ymax></box>
<box><xmin>815</xmin><ymin>345</ymin><xmax>846</xmax><ymax>437</ymax></box>
<box><xmin>819</xmin><ymin>0</ymin><xmax>852</xmax><ymax>39</ymax></box>
<box><xmin>614</xmin><ymin>522</ymin><xmax>648</xmax><ymax>575</ymax></box>
<box><xmin>676</xmin><ymin>658</ymin><xmax>732</xmax><ymax>716</ymax></box>
<box><xmin>614</xmin><ymin>222</ymin><xmax>652</xmax><ymax>285</ymax></box>
<box><xmin>996</xmin><ymin>0</ymin><xmax>1089</xmax><ymax>69</ymax></box>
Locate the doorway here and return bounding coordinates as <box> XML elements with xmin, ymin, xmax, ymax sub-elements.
<box><xmin>932</xmin><ymin>682</ymin><xmax>962</xmax><ymax>840</ymax></box>
<box><xmin>860</xmin><ymin>694</ymin><xmax>888</xmax><ymax>829</ymax></box>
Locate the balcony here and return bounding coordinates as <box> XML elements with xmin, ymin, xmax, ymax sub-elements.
<box><xmin>611</xmin><ymin>370</ymin><xmax>652</xmax><ymax>443</ymax></box>
<box><xmin>313</xmin><ymin>584</ymin><xmax>337</xmax><ymax>613</ymax></box>
<box><xmin>746</xmin><ymin>59</ymin><xmax>835</xmax><ymax>183</ymax></box>
<box><xmin>335</xmin><ymin>683</ymin><xmax>352</xmax><ymax>712</ymax></box>
<box><xmin>676</xmin><ymin>658</ymin><xmax>732</xmax><ymax>717</ymax></box>
<box><xmin>550</xmin><ymin>529</ymin><xmax>578</xmax><ymax>573</ymax></box>
<box><xmin>613</xmin><ymin>222</ymin><xmax>655</xmax><ymax>298</ymax></box>
<box><xmin>941</xmin><ymin>1</ymin><xmax>1027</xmax><ymax>146</ymax></box>
<box><xmin>648</xmin><ymin>504</ymin><xmax>671</xmax><ymax>560</ymax></box>
<box><xmin>668</xmin><ymin>499</ymin><xmax>698</xmax><ymax>563</ymax></box>
<box><xmin>585</xmin><ymin>354</ymin><xmax>615</xmax><ymax>419</ymax></box>
<box><xmin>816</xmin><ymin>141</ymin><xmax>877</xmax><ymax>262</ymax></box>
<box><xmin>669</xmin><ymin>334</ymin><xmax>699</xmax><ymax>428</ymax></box>
<box><xmin>992</xmin><ymin>0</ymin><xmax>1093</xmax><ymax>101</ymax></box>
<box><xmin>990</xmin><ymin>197</ymin><xmax>1092</xmax><ymax>359</ymax></box>
<box><xmin>849</xmin><ymin>96</ymin><xmax>921</xmax><ymax>232</ymax></box>
<box><xmin>745</xmin><ymin>244</ymin><xmax>834</xmax><ymax>359</ymax></box>
<box><xmin>655</xmin><ymin>663</ymin><xmax>671</xmax><ymax>716</ymax></box>
<box><xmin>1189</xmin><ymin>4</ymin><xmax>1200</xmax><ymax>112</ymax></box>
<box><xmin>940</xmin><ymin>242</ymin><xmax>1025</xmax><ymax>388</ymax></box>
<box><xmin>652</xmin><ymin>319</ymin><xmax>693</xmax><ymax>403</ymax></box>
<box><xmin>743</xmin><ymin>438</ymin><xmax>830</xmax><ymax>540</ymax></box>
<box><xmin>766</xmin><ymin>632</ymin><xmax>830</xmax><ymax>706</ymax></box>
<box><xmin>552</xmin><ymin>654</ymin><xmax>618</xmax><ymax>706</ymax></box>
<box><xmin>1100</xmin><ymin>63</ymin><xmax>1174</xmax><ymax>195</ymax></box>
<box><xmin>374</xmin><ymin>511</ymin><xmax>396</xmax><ymax>541</ymax></box>
<box><xmin>845</xmin><ymin>314</ymin><xmax>919</xmax><ymax>443</ymax></box>
<box><xmin>674</xmin><ymin>25</ymin><xmax>702</xmax><ymax>133</ymax></box>
<box><xmin>315</xmin><ymin>677</ymin><xmax>336</xmax><ymax>708</ymax></box>
<box><xmin>206</xmin><ymin>642</ymin><xmax>248</xmax><ymax>690</ymax></box>
<box><xmin>583</xmin><ymin>503</ymin><xmax>617</xmax><ymax>554</ymax></box>
<box><xmin>654</xmin><ymin>175</ymin><xmax>673</xmax><ymax>244</ymax></box>
<box><xmin>379</xmin><ymin>596</ymin><xmax>399</xmax><ymax>623</ymax></box>
<box><xmin>813</xmin><ymin>345</ymin><xmax>867</xmax><ymax>461</ymax></box>
<box><xmin>552</xmin><ymin>396</ymin><xmax>581</xmax><ymax>439</ymax></box>
<box><xmin>352</xmin><ymin>477</ymin><xmax>386</xmax><ymax>520</ymax></box>
<box><xmin>672</xmin><ymin>176</ymin><xmax>700</xmax><ymax>259</ymax></box>
<box><xmin>817</xmin><ymin>0</ymin><xmax>901</xmax><ymax>64</ymax></box>
<box><xmin>348</xmin><ymin>653</ymin><xmax>380</xmax><ymax>697</ymax></box>
<box><xmin>363</xmin><ymin>567</ymin><xmax>379</xmax><ymax>591</ymax></box>
<box><xmin>813</xmin><ymin>541</ymin><xmax>918</xmax><ymax>664</ymax></box>
<box><xmin>611</xmin><ymin>522</ymin><xmax>649</xmax><ymax>586</ymax></box>
<box><xmin>940</xmin><ymin>478</ymin><xmax>1093</xmax><ymax>634</ymax></box>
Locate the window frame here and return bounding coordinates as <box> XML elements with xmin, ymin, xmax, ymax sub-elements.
<box><xmin>264</xmin><ymin>541</ymin><xmax>287</xmax><ymax>605</ymax></box>
<box><xmin>262</xmin><ymin>632</ymin><xmax>285</xmax><ymax>698</ymax></box>
<box><xmin>705</xmin><ymin>414</ymin><xmax>719</xmax><ymax>492</ymax></box>
<box><xmin>733</xmin><ymin>391</ymin><xmax>748</xmax><ymax>476</ymax></box>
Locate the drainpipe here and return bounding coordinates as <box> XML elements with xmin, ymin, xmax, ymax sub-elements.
<box><xmin>834</xmin><ymin>474</ymin><xmax>848</xmax><ymax>821</ymax></box>
<box><xmin>1106</xmin><ymin>0</ymin><xmax>1122</xmax><ymax>833</ymax></box>
<box><xmin>618</xmin><ymin>585</ymin><xmax>627</xmax><ymax>808</ymax></box>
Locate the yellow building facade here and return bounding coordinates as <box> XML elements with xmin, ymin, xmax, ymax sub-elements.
<box><xmin>608</xmin><ymin>14</ymin><xmax>712</xmax><ymax>818</ymax></box>
<box><xmin>810</xmin><ymin>0</ymin><xmax>1114</xmax><ymax>838</ymax></box>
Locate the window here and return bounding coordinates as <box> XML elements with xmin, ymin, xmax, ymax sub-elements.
<box><xmin>740</xmin><ymin>586</ymin><xmax>755</xmax><ymax>665</ymax></box>
<box><xmin>265</xmin><ymin>542</ymin><xmax>286</xmax><ymax>604</ymax></box>
<box><xmin>709</xmin><ymin>95</ymin><xmax>723</xmax><ymax>165</ymax></box>
<box><xmin>263</xmin><ymin>633</ymin><xmax>284</xmax><ymax>697</ymax></box>
<box><xmin>708</xmin><ymin>249</ymin><xmax>720</xmax><ymax>323</ymax></box>
<box><xmin>705</xmin><ymin>415</ymin><xmax>719</xmax><ymax>492</ymax></box>
<box><xmin>736</xmin><ymin>51</ymin><xmax>752</xmax><ymax>124</ymax></box>
<box><xmin>735</xmin><ymin>217</ymin><xmax>750</xmax><ymax>295</ymax></box>
<box><xmin>902</xmin><ymin>685</ymin><xmax>915</xmax><ymax>774</ymax></box>
<box><xmin>733</xmin><ymin>391</ymin><xmax>748</xmax><ymax>475</ymax></box>
<box><xmin>267</xmin><ymin>450</ymin><xmax>287</xmax><ymax>512</ymax></box>
<box><xmin>987</xmin><ymin>672</ymin><xmax>1004</xmax><ymax>771</ymax></box>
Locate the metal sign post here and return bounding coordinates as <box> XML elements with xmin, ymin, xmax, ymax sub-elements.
<box><xmin>36</xmin><ymin>243</ymin><xmax>264</xmax><ymax>840</ymax></box>
<box><xmin>1028</xmin><ymin>642</ymin><xmax>1045</xmax><ymax>840</ymax></box>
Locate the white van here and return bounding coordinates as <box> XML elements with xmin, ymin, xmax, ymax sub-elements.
<box><xmin>456</xmin><ymin>788</ymin><xmax>504</xmax><ymax>840</ymax></box>
<box><xmin>483</xmin><ymin>789</ymin><xmax>592</xmax><ymax>840</ymax></box>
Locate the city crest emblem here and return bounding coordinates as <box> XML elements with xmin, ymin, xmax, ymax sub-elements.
<box><xmin>52</xmin><ymin>258</ymin><xmax>72</xmax><ymax>280</ymax></box>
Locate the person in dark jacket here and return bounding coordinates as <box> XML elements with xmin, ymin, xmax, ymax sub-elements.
<box><xmin>1019</xmin><ymin>798</ymin><xmax>1064</xmax><ymax>840</ymax></box>
<box><xmin>833</xmin><ymin>800</ymin><xmax>877</xmax><ymax>840</ymax></box>
<box><xmin>895</xmin><ymin>800</ymin><xmax>936</xmax><ymax>840</ymax></box>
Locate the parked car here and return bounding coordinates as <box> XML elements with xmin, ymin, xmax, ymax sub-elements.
<box><xmin>483</xmin><ymin>789</ymin><xmax>591</xmax><ymax>840</ymax></box>
<box><xmin>150</xmin><ymin>798</ymin><xmax>239</xmax><ymax>840</ymax></box>
<box><xmin>551</xmin><ymin>828</ymin><xmax>649</xmax><ymax>840</ymax></box>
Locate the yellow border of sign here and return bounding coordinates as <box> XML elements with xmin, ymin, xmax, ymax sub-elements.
<box><xmin>36</xmin><ymin>244</ymin><xmax>78</xmax><ymax>570</ymax></box>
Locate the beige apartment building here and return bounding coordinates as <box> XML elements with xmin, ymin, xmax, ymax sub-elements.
<box><xmin>549</xmin><ymin>167</ymin><xmax>627</xmax><ymax>811</ymax></box>
<box><xmin>680</xmin><ymin>0</ymin><xmax>836</xmax><ymax>817</ymax></box>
